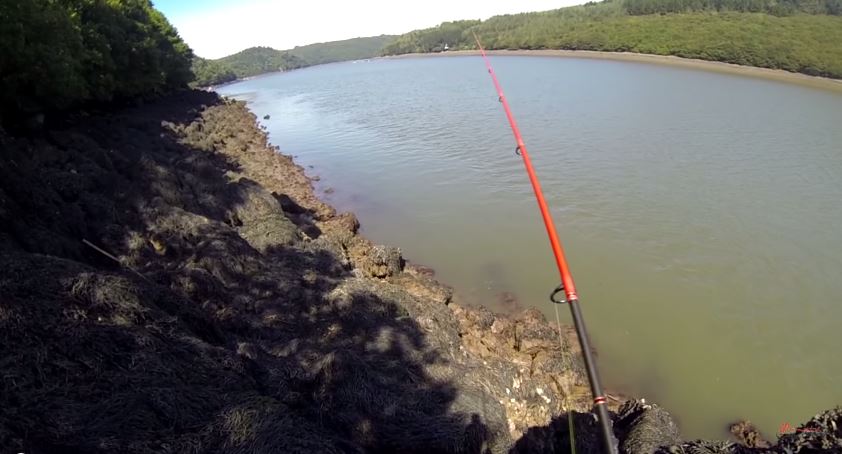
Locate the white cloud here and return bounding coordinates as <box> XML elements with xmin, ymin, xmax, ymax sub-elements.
<box><xmin>171</xmin><ymin>0</ymin><xmax>583</xmax><ymax>59</ymax></box>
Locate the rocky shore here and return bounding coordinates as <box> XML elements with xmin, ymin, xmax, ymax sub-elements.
<box><xmin>1</xmin><ymin>90</ymin><xmax>839</xmax><ymax>453</ymax></box>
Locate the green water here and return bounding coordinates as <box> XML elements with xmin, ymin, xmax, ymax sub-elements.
<box><xmin>219</xmin><ymin>55</ymin><xmax>842</xmax><ymax>439</ymax></box>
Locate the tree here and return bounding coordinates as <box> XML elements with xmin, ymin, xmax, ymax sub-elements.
<box><xmin>0</xmin><ymin>0</ymin><xmax>195</xmax><ymax>121</ymax></box>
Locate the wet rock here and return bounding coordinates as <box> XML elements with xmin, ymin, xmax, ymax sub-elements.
<box><xmin>389</xmin><ymin>270</ymin><xmax>453</xmax><ymax>306</ymax></box>
<box><xmin>358</xmin><ymin>244</ymin><xmax>403</xmax><ymax>278</ymax></box>
<box><xmin>615</xmin><ymin>400</ymin><xmax>681</xmax><ymax>453</ymax></box>
<box><xmin>448</xmin><ymin>301</ymin><xmax>594</xmax><ymax>439</ymax></box>
<box><xmin>405</xmin><ymin>261</ymin><xmax>436</xmax><ymax>277</ymax></box>
<box><xmin>729</xmin><ymin>420</ymin><xmax>771</xmax><ymax>448</ymax></box>
<box><xmin>322</xmin><ymin>211</ymin><xmax>359</xmax><ymax>236</ymax></box>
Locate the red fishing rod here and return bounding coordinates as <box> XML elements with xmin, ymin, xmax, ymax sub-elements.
<box><xmin>473</xmin><ymin>33</ymin><xmax>618</xmax><ymax>454</ymax></box>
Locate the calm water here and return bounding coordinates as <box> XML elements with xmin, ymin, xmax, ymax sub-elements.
<box><xmin>219</xmin><ymin>56</ymin><xmax>842</xmax><ymax>439</ymax></box>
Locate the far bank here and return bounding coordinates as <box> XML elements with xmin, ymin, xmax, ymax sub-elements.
<box><xmin>383</xmin><ymin>49</ymin><xmax>842</xmax><ymax>93</ymax></box>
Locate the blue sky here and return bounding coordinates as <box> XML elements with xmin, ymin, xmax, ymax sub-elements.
<box><xmin>153</xmin><ymin>0</ymin><xmax>231</xmax><ymax>20</ymax></box>
<box><xmin>152</xmin><ymin>0</ymin><xmax>583</xmax><ymax>59</ymax></box>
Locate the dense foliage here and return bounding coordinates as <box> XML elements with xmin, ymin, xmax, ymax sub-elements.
<box><xmin>191</xmin><ymin>57</ymin><xmax>237</xmax><ymax>87</ymax></box>
<box><xmin>381</xmin><ymin>0</ymin><xmax>842</xmax><ymax>79</ymax></box>
<box><xmin>0</xmin><ymin>0</ymin><xmax>194</xmax><ymax>118</ymax></box>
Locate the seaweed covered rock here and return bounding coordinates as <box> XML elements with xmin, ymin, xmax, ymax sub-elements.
<box><xmin>615</xmin><ymin>400</ymin><xmax>681</xmax><ymax>453</ymax></box>
<box><xmin>0</xmin><ymin>252</ymin><xmax>344</xmax><ymax>453</ymax></box>
<box><xmin>776</xmin><ymin>407</ymin><xmax>842</xmax><ymax>452</ymax></box>
<box><xmin>358</xmin><ymin>243</ymin><xmax>404</xmax><ymax>278</ymax></box>
<box><xmin>514</xmin><ymin>402</ymin><xmax>842</xmax><ymax>454</ymax></box>
<box><xmin>226</xmin><ymin>178</ymin><xmax>302</xmax><ymax>251</ymax></box>
<box><xmin>448</xmin><ymin>302</ymin><xmax>598</xmax><ymax>440</ymax></box>
<box><xmin>390</xmin><ymin>262</ymin><xmax>453</xmax><ymax>305</ymax></box>
<box><xmin>729</xmin><ymin>420</ymin><xmax>771</xmax><ymax>449</ymax></box>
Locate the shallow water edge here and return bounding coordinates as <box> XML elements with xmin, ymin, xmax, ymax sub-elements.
<box><xmin>386</xmin><ymin>49</ymin><xmax>842</xmax><ymax>93</ymax></box>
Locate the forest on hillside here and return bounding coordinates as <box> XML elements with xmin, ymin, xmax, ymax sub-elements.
<box><xmin>215</xmin><ymin>47</ymin><xmax>308</xmax><ymax>81</ymax></box>
<box><xmin>190</xmin><ymin>35</ymin><xmax>397</xmax><ymax>86</ymax></box>
<box><xmin>289</xmin><ymin>35</ymin><xmax>396</xmax><ymax>66</ymax></box>
<box><xmin>0</xmin><ymin>0</ymin><xmax>194</xmax><ymax>120</ymax></box>
<box><xmin>382</xmin><ymin>0</ymin><xmax>842</xmax><ymax>79</ymax></box>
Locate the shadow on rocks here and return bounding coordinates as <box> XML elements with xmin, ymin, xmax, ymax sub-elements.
<box><xmin>0</xmin><ymin>90</ymin><xmax>502</xmax><ymax>453</ymax></box>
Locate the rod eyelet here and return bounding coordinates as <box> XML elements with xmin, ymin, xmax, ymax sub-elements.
<box><xmin>550</xmin><ymin>284</ymin><xmax>567</xmax><ymax>304</ymax></box>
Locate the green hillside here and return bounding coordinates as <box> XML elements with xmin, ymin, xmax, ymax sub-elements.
<box><xmin>216</xmin><ymin>47</ymin><xmax>307</xmax><ymax>79</ymax></box>
<box><xmin>191</xmin><ymin>35</ymin><xmax>397</xmax><ymax>85</ymax></box>
<box><xmin>382</xmin><ymin>0</ymin><xmax>842</xmax><ymax>79</ymax></box>
<box><xmin>289</xmin><ymin>35</ymin><xmax>396</xmax><ymax>66</ymax></box>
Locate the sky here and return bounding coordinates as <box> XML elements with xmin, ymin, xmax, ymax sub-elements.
<box><xmin>153</xmin><ymin>0</ymin><xmax>584</xmax><ymax>59</ymax></box>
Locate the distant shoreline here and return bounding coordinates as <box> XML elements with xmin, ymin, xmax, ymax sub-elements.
<box><xmin>381</xmin><ymin>50</ymin><xmax>842</xmax><ymax>93</ymax></box>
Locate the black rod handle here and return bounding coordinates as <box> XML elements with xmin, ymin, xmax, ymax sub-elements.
<box><xmin>568</xmin><ymin>298</ymin><xmax>619</xmax><ymax>454</ymax></box>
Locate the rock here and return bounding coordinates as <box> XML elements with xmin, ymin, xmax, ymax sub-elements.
<box><xmin>777</xmin><ymin>407</ymin><xmax>842</xmax><ymax>453</ymax></box>
<box><xmin>328</xmin><ymin>212</ymin><xmax>360</xmax><ymax>235</ymax></box>
<box><xmin>389</xmin><ymin>271</ymin><xmax>452</xmax><ymax>306</ymax></box>
<box><xmin>359</xmin><ymin>244</ymin><xmax>403</xmax><ymax>278</ymax></box>
<box><xmin>729</xmin><ymin>420</ymin><xmax>771</xmax><ymax>448</ymax></box>
<box><xmin>405</xmin><ymin>261</ymin><xmax>436</xmax><ymax>277</ymax></box>
<box><xmin>228</xmin><ymin>179</ymin><xmax>301</xmax><ymax>251</ymax></box>
<box><xmin>615</xmin><ymin>400</ymin><xmax>681</xmax><ymax>453</ymax></box>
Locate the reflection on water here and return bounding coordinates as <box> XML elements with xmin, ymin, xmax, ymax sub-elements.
<box><xmin>220</xmin><ymin>56</ymin><xmax>842</xmax><ymax>438</ymax></box>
